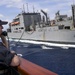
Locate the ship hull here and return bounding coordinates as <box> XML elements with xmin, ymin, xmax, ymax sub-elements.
<box><xmin>8</xmin><ymin>27</ymin><xmax>75</xmax><ymax>45</ymax></box>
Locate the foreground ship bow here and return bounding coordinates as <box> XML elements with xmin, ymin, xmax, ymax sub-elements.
<box><xmin>18</xmin><ymin>57</ymin><xmax>58</xmax><ymax>75</ymax></box>
<box><xmin>7</xmin><ymin>5</ymin><xmax>75</xmax><ymax>45</ymax></box>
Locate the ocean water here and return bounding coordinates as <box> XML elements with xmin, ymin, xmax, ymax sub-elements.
<box><xmin>10</xmin><ymin>41</ymin><xmax>75</xmax><ymax>75</ymax></box>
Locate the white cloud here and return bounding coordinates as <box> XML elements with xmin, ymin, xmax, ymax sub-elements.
<box><xmin>0</xmin><ymin>0</ymin><xmax>24</xmax><ymax>8</ymax></box>
<box><xmin>0</xmin><ymin>0</ymin><xmax>73</xmax><ymax>20</ymax></box>
<box><xmin>0</xmin><ymin>14</ymin><xmax>4</xmax><ymax>18</ymax></box>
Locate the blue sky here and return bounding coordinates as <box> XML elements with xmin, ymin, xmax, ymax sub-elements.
<box><xmin>0</xmin><ymin>0</ymin><xmax>74</xmax><ymax>30</ymax></box>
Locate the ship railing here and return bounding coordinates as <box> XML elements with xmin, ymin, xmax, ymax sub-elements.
<box><xmin>18</xmin><ymin>57</ymin><xmax>58</xmax><ymax>75</ymax></box>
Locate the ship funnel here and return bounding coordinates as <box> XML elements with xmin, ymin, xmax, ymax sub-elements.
<box><xmin>72</xmin><ymin>5</ymin><xmax>75</xmax><ymax>27</ymax></box>
<box><xmin>41</xmin><ymin>10</ymin><xmax>47</xmax><ymax>16</ymax></box>
<box><xmin>41</xmin><ymin>10</ymin><xmax>48</xmax><ymax>24</ymax></box>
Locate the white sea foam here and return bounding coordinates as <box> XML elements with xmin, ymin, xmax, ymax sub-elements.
<box><xmin>17</xmin><ymin>54</ymin><xmax>23</xmax><ymax>57</ymax></box>
<box><xmin>10</xmin><ymin>39</ymin><xmax>75</xmax><ymax>48</ymax></box>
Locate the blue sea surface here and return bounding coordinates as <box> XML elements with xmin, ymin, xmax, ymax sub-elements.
<box><xmin>10</xmin><ymin>41</ymin><xmax>75</xmax><ymax>75</ymax></box>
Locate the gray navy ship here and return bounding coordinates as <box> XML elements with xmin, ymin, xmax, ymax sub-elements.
<box><xmin>7</xmin><ymin>5</ymin><xmax>75</xmax><ymax>45</ymax></box>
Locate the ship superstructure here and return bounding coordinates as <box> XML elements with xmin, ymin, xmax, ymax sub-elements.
<box><xmin>8</xmin><ymin>5</ymin><xmax>75</xmax><ymax>45</ymax></box>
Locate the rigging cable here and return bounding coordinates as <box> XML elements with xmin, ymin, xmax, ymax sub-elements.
<box><xmin>7</xmin><ymin>28</ymin><xmax>25</xmax><ymax>52</ymax></box>
<box><xmin>17</xmin><ymin>29</ymin><xmax>25</xmax><ymax>43</ymax></box>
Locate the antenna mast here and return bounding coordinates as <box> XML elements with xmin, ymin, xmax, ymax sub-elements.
<box><xmin>33</xmin><ymin>5</ymin><xmax>35</xmax><ymax>13</ymax></box>
<box><xmin>23</xmin><ymin>4</ymin><xmax>25</xmax><ymax>13</ymax></box>
<box><xmin>73</xmin><ymin>0</ymin><xmax>75</xmax><ymax>5</ymax></box>
<box><xmin>26</xmin><ymin>3</ymin><xmax>29</xmax><ymax>13</ymax></box>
